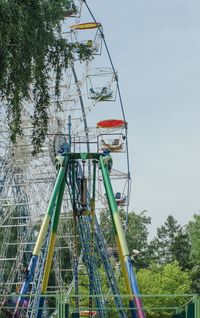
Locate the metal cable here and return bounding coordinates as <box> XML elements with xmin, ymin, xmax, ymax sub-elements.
<box><xmin>83</xmin><ymin>0</ymin><xmax>132</xmax><ymax>223</ymax></box>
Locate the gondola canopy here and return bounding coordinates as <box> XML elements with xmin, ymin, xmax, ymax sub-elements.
<box><xmin>97</xmin><ymin>119</ymin><xmax>127</xmax><ymax>129</ymax></box>
<box><xmin>70</xmin><ymin>22</ymin><xmax>101</xmax><ymax>30</ymax></box>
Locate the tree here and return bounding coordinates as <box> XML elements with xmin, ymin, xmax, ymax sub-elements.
<box><xmin>125</xmin><ymin>210</ymin><xmax>151</xmax><ymax>268</ymax></box>
<box><xmin>0</xmin><ymin>0</ymin><xmax>92</xmax><ymax>153</ymax></box>
<box><xmin>149</xmin><ymin>215</ymin><xmax>191</xmax><ymax>270</ymax></box>
<box><xmin>100</xmin><ymin>209</ymin><xmax>151</xmax><ymax>268</ymax></box>
<box><xmin>187</xmin><ymin>214</ymin><xmax>200</xmax><ymax>265</ymax></box>
<box><xmin>186</xmin><ymin>214</ymin><xmax>200</xmax><ymax>293</ymax></box>
<box><xmin>136</xmin><ymin>261</ymin><xmax>191</xmax><ymax>318</ymax></box>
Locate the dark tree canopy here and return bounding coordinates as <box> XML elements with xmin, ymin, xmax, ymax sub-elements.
<box><xmin>149</xmin><ymin>215</ymin><xmax>191</xmax><ymax>270</ymax></box>
<box><xmin>186</xmin><ymin>214</ymin><xmax>200</xmax><ymax>293</ymax></box>
<box><xmin>100</xmin><ymin>209</ymin><xmax>151</xmax><ymax>269</ymax></box>
<box><xmin>0</xmin><ymin>0</ymin><xmax>92</xmax><ymax>153</ymax></box>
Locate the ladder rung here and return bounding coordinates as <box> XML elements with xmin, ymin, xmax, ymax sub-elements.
<box><xmin>0</xmin><ymin>258</ymin><xmax>17</xmax><ymax>261</ymax></box>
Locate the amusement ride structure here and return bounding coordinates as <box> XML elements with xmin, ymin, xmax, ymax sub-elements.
<box><xmin>0</xmin><ymin>1</ymin><xmax>146</xmax><ymax>317</ymax></box>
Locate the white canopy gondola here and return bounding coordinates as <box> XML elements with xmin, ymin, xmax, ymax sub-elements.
<box><xmin>87</xmin><ymin>67</ymin><xmax>117</xmax><ymax>101</ymax></box>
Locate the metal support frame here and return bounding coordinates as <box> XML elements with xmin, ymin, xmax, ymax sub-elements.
<box><xmin>13</xmin><ymin>155</ymin><xmax>69</xmax><ymax>317</ymax></box>
<box><xmin>37</xmin><ymin>178</ymin><xmax>66</xmax><ymax>318</ymax></box>
<box><xmin>99</xmin><ymin>154</ymin><xmax>146</xmax><ymax>318</ymax></box>
<box><xmin>11</xmin><ymin>152</ymin><xmax>144</xmax><ymax>318</ymax></box>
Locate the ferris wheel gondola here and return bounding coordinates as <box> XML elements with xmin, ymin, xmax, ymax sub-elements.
<box><xmin>70</xmin><ymin>22</ymin><xmax>103</xmax><ymax>56</ymax></box>
<box><xmin>97</xmin><ymin>119</ymin><xmax>127</xmax><ymax>152</ymax></box>
<box><xmin>87</xmin><ymin>67</ymin><xmax>117</xmax><ymax>101</ymax></box>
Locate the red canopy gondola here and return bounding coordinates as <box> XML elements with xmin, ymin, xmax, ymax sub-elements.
<box><xmin>97</xmin><ymin>119</ymin><xmax>127</xmax><ymax>129</ymax></box>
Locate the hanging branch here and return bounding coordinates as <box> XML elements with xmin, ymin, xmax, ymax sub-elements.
<box><xmin>0</xmin><ymin>0</ymin><xmax>93</xmax><ymax>153</ymax></box>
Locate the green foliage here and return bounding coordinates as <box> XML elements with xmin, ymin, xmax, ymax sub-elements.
<box><xmin>100</xmin><ymin>208</ymin><xmax>115</xmax><ymax>247</ymax></box>
<box><xmin>189</xmin><ymin>265</ymin><xmax>200</xmax><ymax>294</ymax></box>
<box><xmin>137</xmin><ymin>261</ymin><xmax>191</xmax><ymax>318</ymax></box>
<box><xmin>186</xmin><ymin>214</ymin><xmax>200</xmax><ymax>293</ymax></box>
<box><xmin>149</xmin><ymin>215</ymin><xmax>191</xmax><ymax>270</ymax></box>
<box><xmin>124</xmin><ymin>210</ymin><xmax>151</xmax><ymax>269</ymax></box>
<box><xmin>100</xmin><ymin>209</ymin><xmax>151</xmax><ymax>269</ymax></box>
<box><xmin>0</xmin><ymin>0</ymin><xmax>93</xmax><ymax>153</ymax></box>
<box><xmin>187</xmin><ymin>214</ymin><xmax>200</xmax><ymax>265</ymax></box>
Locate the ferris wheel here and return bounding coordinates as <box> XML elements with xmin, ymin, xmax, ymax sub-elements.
<box><xmin>0</xmin><ymin>1</ymin><xmax>145</xmax><ymax>318</ymax></box>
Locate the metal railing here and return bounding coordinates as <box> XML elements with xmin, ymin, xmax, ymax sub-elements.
<box><xmin>0</xmin><ymin>293</ymin><xmax>199</xmax><ymax>318</ymax></box>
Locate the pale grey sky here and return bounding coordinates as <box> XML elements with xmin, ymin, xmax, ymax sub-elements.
<box><xmin>86</xmin><ymin>0</ymin><xmax>200</xmax><ymax>235</ymax></box>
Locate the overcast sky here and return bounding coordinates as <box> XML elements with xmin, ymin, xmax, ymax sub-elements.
<box><xmin>86</xmin><ymin>0</ymin><xmax>200</xmax><ymax>236</ymax></box>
